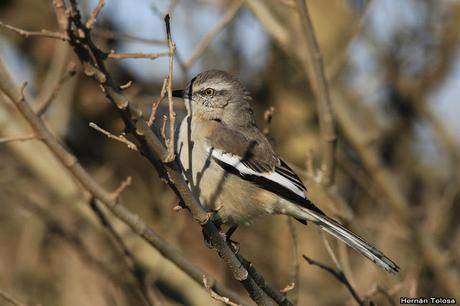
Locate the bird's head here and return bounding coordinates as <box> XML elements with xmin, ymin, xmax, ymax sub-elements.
<box><xmin>173</xmin><ymin>70</ymin><xmax>255</xmax><ymax>127</ymax></box>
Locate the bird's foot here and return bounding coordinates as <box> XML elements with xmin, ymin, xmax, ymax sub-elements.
<box><xmin>222</xmin><ymin>226</ymin><xmax>240</xmax><ymax>254</ymax></box>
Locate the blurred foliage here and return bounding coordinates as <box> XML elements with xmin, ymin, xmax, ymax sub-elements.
<box><xmin>1</xmin><ymin>0</ymin><xmax>460</xmax><ymax>305</ymax></box>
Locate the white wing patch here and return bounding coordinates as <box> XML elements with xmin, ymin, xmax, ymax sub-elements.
<box><xmin>209</xmin><ymin>147</ymin><xmax>307</xmax><ymax>199</ymax></box>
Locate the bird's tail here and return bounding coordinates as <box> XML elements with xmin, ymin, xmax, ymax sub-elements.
<box><xmin>295</xmin><ymin>206</ymin><xmax>400</xmax><ymax>273</ymax></box>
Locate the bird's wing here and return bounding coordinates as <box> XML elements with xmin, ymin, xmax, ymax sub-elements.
<box><xmin>206</xmin><ymin>125</ymin><xmax>324</xmax><ymax>215</ymax></box>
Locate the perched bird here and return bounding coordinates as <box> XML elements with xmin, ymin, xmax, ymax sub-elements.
<box><xmin>173</xmin><ymin>70</ymin><xmax>399</xmax><ymax>273</ymax></box>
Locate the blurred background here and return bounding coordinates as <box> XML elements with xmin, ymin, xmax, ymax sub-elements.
<box><xmin>1</xmin><ymin>0</ymin><xmax>460</xmax><ymax>305</ymax></box>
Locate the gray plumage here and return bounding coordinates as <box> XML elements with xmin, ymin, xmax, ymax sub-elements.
<box><xmin>174</xmin><ymin>70</ymin><xmax>399</xmax><ymax>273</ymax></box>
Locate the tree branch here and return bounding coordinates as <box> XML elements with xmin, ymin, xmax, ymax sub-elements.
<box><xmin>182</xmin><ymin>0</ymin><xmax>243</xmax><ymax>71</ymax></box>
<box><xmin>89</xmin><ymin>122</ymin><xmax>139</xmax><ymax>152</ymax></box>
<box><xmin>0</xmin><ymin>134</ymin><xmax>38</xmax><ymax>144</ymax></box>
<box><xmin>302</xmin><ymin>255</ymin><xmax>364</xmax><ymax>306</ymax></box>
<box><xmin>295</xmin><ymin>0</ymin><xmax>337</xmax><ymax>185</ymax></box>
<box><xmin>0</xmin><ymin>21</ymin><xmax>67</xmax><ymax>40</ymax></box>
<box><xmin>108</xmin><ymin>51</ymin><xmax>170</xmax><ymax>60</ymax></box>
<box><xmin>0</xmin><ymin>289</ymin><xmax>28</xmax><ymax>306</ymax></box>
<box><xmin>86</xmin><ymin>0</ymin><xmax>106</xmax><ymax>29</ymax></box>
<box><xmin>0</xmin><ymin>58</ymin><xmax>249</xmax><ymax>306</ymax></box>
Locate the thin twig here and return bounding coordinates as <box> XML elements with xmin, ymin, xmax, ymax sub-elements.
<box><xmin>34</xmin><ymin>62</ymin><xmax>77</xmax><ymax>116</ymax></box>
<box><xmin>302</xmin><ymin>255</ymin><xmax>364</xmax><ymax>306</ymax></box>
<box><xmin>203</xmin><ymin>275</ymin><xmax>242</xmax><ymax>306</ymax></box>
<box><xmin>295</xmin><ymin>0</ymin><xmax>337</xmax><ymax>185</ymax></box>
<box><xmin>93</xmin><ymin>29</ymin><xmax>166</xmax><ymax>45</ymax></box>
<box><xmin>53</xmin><ymin>0</ymin><xmax>69</xmax><ymax>37</ymax></box>
<box><xmin>0</xmin><ymin>289</ymin><xmax>28</xmax><ymax>306</ymax></box>
<box><xmin>164</xmin><ymin>14</ymin><xmax>176</xmax><ymax>162</ymax></box>
<box><xmin>160</xmin><ymin>115</ymin><xmax>168</xmax><ymax>143</ymax></box>
<box><xmin>108</xmin><ymin>51</ymin><xmax>170</xmax><ymax>60</ymax></box>
<box><xmin>89</xmin><ymin>122</ymin><xmax>139</xmax><ymax>151</ymax></box>
<box><xmin>148</xmin><ymin>77</ymin><xmax>168</xmax><ymax>127</ymax></box>
<box><xmin>320</xmin><ymin>231</ymin><xmax>342</xmax><ymax>270</ymax></box>
<box><xmin>0</xmin><ymin>134</ymin><xmax>38</xmax><ymax>144</ymax></box>
<box><xmin>0</xmin><ymin>21</ymin><xmax>67</xmax><ymax>40</ymax></box>
<box><xmin>286</xmin><ymin>218</ymin><xmax>300</xmax><ymax>305</ymax></box>
<box><xmin>111</xmin><ymin>176</ymin><xmax>133</xmax><ymax>201</ymax></box>
<box><xmin>280</xmin><ymin>282</ymin><xmax>295</xmax><ymax>294</ymax></box>
<box><xmin>86</xmin><ymin>0</ymin><xmax>106</xmax><ymax>29</ymax></box>
<box><xmin>120</xmin><ymin>80</ymin><xmax>133</xmax><ymax>90</ymax></box>
<box><xmin>182</xmin><ymin>0</ymin><xmax>243</xmax><ymax>70</ymax></box>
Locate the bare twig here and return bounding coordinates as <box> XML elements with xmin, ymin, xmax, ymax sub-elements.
<box><xmin>120</xmin><ymin>80</ymin><xmax>133</xmax><ymax>90</ymax></box>
<box><xmin>108</xmin><ymin>51</ymin><xmax>170</xmax><ymax>60</ymax></box>
<box><xmin>303</xmin><ymin>255</ymin><xmax>364</xmax><ymax>306</ymax></box>
<box><xmin>89</xmin><ymin>122</ymin><xmax>139</xmax><ymax>152</ymax></box>
<box><xmin>111</xmin><ymin>176</ymin><xmax>133</xmax><ymax>201</ymax></box>
<box><xmin>359</xmin><ymin>278</ymin><xmax>414</xmax><ymax>306</ymax></box>
<box><xmin>86</xmin><ymin>0</ymin><xmax>106</xmax><ymax>29</ymax></box>
<box><xmin>164</xmin><ymin>14</ymin><xmax>176</xmax><ymax>162</ymax></box>
<box><xmin>182</xmin><ymin>0</ymin><xmax>243</xmax><ymax>70</ymax></box>
<box><xmin>295</xmin><ymin>0</ymin><xmax>337</xmax><ymax>185</ymax></box>
<box><xmin>287</xmin><ymin>218</ymin><xmax>300</xmax><ymax>305</ymax></box>
<box><xmin>0</xmin><ymin>21</ymin><xmax>67</xmax><ymax>40</ymax></box>
<box><xmin>0</xmin><ymin>134</ymin><xmax>38</xmax><ymax>144</ymax></box>
<box><xmin>203</xmin><ymin>275</ymin><xmax>242</xmax><ymax>306</ymax></box>
<box><xmin>280</xmin><ymin>282</ymin><xmax>295</xmax><ymax>294</ymax></box>
<box><xmin>93</xmin><ymin>29</ymin><xmax>166</xmax><ymax>45</ymax></box>
<box><xmin>320</xmin><ymin>232</ymin><xmax>342</xmax><ymax>270</ymax></box>
<box><xmin>53</xmin><ymin>0</ymin><xmax>69</xmax><ymax>37</ymax></box>
<box><xmin>34</xmin><ymin>62</ymin><xmax>77</xmax><ymax>116</ymax></box>
<box><xmin>160</xmin><ymin>115</ymin><xmax>168</xmax><ymax>144</ymax></box>
<box><xmin>0</xmin><ymin>289</ymin><xmax>28</xmax><ymax>306</ymax></box>
<box><xmin>148</xmin><ymin>77</ymin><xmax>168</xmax><ymax>127</ymax></box>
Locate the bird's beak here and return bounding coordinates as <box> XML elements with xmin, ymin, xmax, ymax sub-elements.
<box><xmin>172</xmin><ymin>89</ymin><xmax>186</xmax><ymax>99</ymax></box>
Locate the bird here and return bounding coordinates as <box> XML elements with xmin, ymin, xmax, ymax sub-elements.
<box><xmin>172</xmin><ymin>70</ymin><xmax>399</xmax><ymax>273</ymax></box>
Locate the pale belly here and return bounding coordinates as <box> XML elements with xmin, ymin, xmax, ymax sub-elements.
<box><xmin>176</xmin><ymin>118</ymin><xmax>279</xmax><ymax>225</ymax></box>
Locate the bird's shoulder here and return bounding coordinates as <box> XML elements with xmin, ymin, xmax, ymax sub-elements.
<box><xmin>204</xmin><ymin>121</ymin><xmax>277</xmax><ymax>169</ymax></box>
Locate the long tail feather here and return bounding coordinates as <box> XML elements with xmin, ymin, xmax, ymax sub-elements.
<box><xmin>298</xmin><ymin>207</ymin><xmax>400</xmax><ymax>273</ymax></box>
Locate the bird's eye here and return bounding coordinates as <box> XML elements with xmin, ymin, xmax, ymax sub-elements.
<box><xmin>204</xmin><ymin>88</ymin><xmax>215</xmax><ymax>96</ymax></box>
